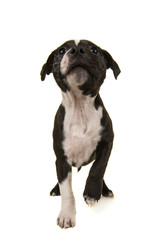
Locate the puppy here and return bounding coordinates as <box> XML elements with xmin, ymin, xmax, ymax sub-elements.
<box><xmin>40</xmin><ymin>40</ymin><xmax>120</xmax><ymax>229</ymax></box>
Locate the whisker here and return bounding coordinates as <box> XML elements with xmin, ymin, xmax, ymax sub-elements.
<box><xmin>51</xmin><ymin>48</ymin><xmax>72</xmax><ymax>60</ymax></box>
<box><xmin>53</xmin><ymin>62</ymin><xmax>60</xmax><ymax>66</ymax></box>
<box><xmin>51</xmin><ymin>52</ymin><xmax>61</xmax><ymax>60</ymax></box>
<box><xmin>55</xmin><ymin>65</ymin><xmax>60</xmax><ymax>71</ymax></box>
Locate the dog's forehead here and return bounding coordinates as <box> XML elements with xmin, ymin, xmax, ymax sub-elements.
<box><xmin>77</xmin><ymin>40</ymin><xmax>98</xmax><ymax>47</ymax></box>
<box><xmin>73</xmin><ymin>39</ymin><xmax>96</xmax><ymax>46</ymax></box>
<box><xmin>58</xmin><ymin>40</ymin><xmax>98</xmax><ymax>49</ymax></box>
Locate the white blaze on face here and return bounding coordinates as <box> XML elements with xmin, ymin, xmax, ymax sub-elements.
<box><xmin>60</xmin><ymin>40</ymin><xmax>81</xmax><ymax>75</ymax></box>
<box><xmin>60</xmin><ymin>40</ymin><xmax>88</xmax><ymax>87</ymax></box>
<box><xmin>60</xmin><ymin>49</ymin><xmax>71</xmax><ymax>75</ymax></box>
<box><xmin>74</xmin><ymin>39</ymin><xmax>80</xmax><ymax>46</ymax></box>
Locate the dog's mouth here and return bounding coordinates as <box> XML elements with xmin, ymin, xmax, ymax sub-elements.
<box><xmin>67</xmin><ymin>64</ymin><xmax>90</xmax><ymax>76</ymax></box>
<box><xmin>66</xmin><ymin>64</ymin><xmax>90</xmax><ymax>86</ymax></box>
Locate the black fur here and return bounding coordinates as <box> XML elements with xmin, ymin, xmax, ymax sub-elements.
<box><xmin>41</xmin><ymin>40</ymin><xmax>120</xmax><ymax>203</ymax></box>
<box><xmin>50</xmin><ymin>180</ymin><xmax>113</xmax><ymax>197</ymax></box>
<box><xmin>40</xmin><ymin>40</ymin><xmax>120</xmax><ymax>93</ymax></box>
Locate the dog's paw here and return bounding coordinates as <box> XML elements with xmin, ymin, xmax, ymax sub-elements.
<box><xmin>57</xmin><ymin>216</ymin><xmax>76</xmax><ymax>229</ymax></box>
<box><xmin>50</xmin><ymin>183</ymin><xmax>60</xmax><ymax>196</ymax></box>
<box><xmin>84</xmin><ymin>195</ymin><xmax>97</xmax><ymax>207</ymax></box>
<box><xmin>102</xmin><ymin>181</ymin><xmax>114</xmax><ymax>198</ymax></box>
<box><xmin>83</xmin><ymin>178</ymin><xmax>102</xmax><ymax>205</ymax></box>
<box><xmin>102</xmin><ymin>189</ymin><xmax>114</xmax><ymax>198</ymax></box>
<box><xmin>57</xmin><ymin>212</ymin><xmax>76</xmax><ymax>229</ymax></box>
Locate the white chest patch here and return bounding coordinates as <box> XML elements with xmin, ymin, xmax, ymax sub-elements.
<box><xmin>62</xmin><ymin>91</ymin><xmax>103</xmax><ymax>168</ymax></box>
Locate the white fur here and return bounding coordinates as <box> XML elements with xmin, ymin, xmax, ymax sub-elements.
<box><xmin>58</xmin><ymin>172</ymin><xmax>76</xmax><ymax>228</ymax></box>
<box><xmin>58</xmin><ymin>47</ymin><xmax>104</xmax><ymax>228</ymax></box>
<box><xmin>84</xmin><ymin>196</ymin><xmax>96</xmax><ymax>207</ymax></box>
<box><xmin>60</xmin><ymin>48</ymin><xmax>103</xmax><ymax>168</ymax></box>
<box><xmin>74</xmin><ymin>39</ymin><xmax>80</xmax><ymax>46</ymax></box>
<box><xmin>62</xmin><ymin>87</ymin><xmax>103</xmax><ymax>169</ymax></box>
<box><xmin>60</xmin><ymin>49</ymin><xmax>71</xmax><ymax>75</ymax></box>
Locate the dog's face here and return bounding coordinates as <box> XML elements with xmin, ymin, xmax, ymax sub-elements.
<box><xmin>41</xmin><ymin>40</ymin><xmax>120</xmax><ymax>96</ymax></box>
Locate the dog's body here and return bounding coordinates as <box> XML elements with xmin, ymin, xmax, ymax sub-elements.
<box><xmin>41</xmin><ymin>40</ymin><xmax>120</xmax><ymax>228</ymax></box>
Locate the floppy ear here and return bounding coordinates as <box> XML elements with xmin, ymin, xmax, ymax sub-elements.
<box><xmin>102</xmin><ymin>50</ymin><xmax>121</xmax><ymax>79</ymax></box>
<box><xmin>40</xmin><ymin>51</ymin><xmax>55</xmax><ymax>81</ymax></box>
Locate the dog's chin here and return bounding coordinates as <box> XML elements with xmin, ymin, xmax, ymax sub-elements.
<box><xmin>66</xmin><ymin>66</ymin><xmax>89</xmax><ymax>87</ymax></box>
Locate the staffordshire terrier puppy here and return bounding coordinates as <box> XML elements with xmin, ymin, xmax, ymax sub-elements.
<box><xmin>40</xmin><ymin>40</ymin><xmax>120</xmax><ymax>229</ymax></box>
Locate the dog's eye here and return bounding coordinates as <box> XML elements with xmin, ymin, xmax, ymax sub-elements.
<box><xmin>90</xmin><ymin>47</ymin><xmax>98</xmax><ymax>54</ymax></box>
<box><xmin>59</xmin><ymin>48</ymin><xmax>66</xmax><ymax>55</ymax></box>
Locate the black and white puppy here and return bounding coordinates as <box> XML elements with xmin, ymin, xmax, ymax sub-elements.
<box><xmin>40</xmin><ymin>40</ymin><xmax>120</xmax><ymax>229</ymax></box>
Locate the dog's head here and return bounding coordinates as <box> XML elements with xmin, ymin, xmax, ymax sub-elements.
<box><xmin>41</xmin><ymin>40</ymin><xmax>120</xmax><ymax>96</ymax></box>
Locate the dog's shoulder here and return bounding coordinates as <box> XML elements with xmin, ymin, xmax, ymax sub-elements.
<box><xmin>53</xmin><ymin>104</ymin><xmax>66</xmax><ymax>157</ymax></box>
<box><xmin>94</xmin><ymin>95</ymin><xmax>114</xmax><ymax>142</ymax></box>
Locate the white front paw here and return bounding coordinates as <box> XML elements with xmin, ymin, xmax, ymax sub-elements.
<box><xmin>57</xmin><ymin>210</ymin><xmax>76</xmax><ymax>229</ymax></box>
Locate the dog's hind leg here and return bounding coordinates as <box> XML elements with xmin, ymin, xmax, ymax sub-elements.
<box><xmin>50</xmin><ymin>183</ymin><xmax>60</xmax><ymax>196</ymax></box>
<box><xmin>102</xmin><ymin>180</ymin><xmax>114</xmax><ymax>197</ymax></box>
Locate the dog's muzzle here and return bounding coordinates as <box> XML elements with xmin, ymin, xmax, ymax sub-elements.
<box><xmin>60</xmin><ymin>47</ymin><xmax>89</xmax><ymax>74</ymax></box>
<box><xmin>66</xmin><ymin>65</ymin><xmax>89</xmax><ymax>87</ymax></box>
<box><xmin>60</xmin><ymin>48</ymin><xmax>90</xmax><ymax>86</ymax></box>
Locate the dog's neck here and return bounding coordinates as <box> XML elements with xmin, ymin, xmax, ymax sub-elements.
<box><xmin>62</xmin><ymin>88</ymin><xmax>96</xmax><ymax>109</ymax></box>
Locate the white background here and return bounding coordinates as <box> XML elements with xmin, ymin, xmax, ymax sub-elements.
<box><xmin>0</xmin><ymin>0</ymin><xmax>160</xmax><ymax>239</ymax></box>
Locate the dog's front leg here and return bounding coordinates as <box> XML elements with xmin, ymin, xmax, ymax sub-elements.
<box><xmin>83</xmin><ymin>141</ymin><xmax>113</xmax><ymax>206</ymax></box>
<box><xmin>56</xmin><ymin>159</ymin><xmax>76</xmax><ymax>228</ymax></box>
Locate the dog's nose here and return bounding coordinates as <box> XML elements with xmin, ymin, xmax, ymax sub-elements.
<box><xmin>70</xmin><ymin>48</ymin><xmax>76</xmax><ymax>54</ymax></box>
<box><xmin>69</xmin><ymin>48</ymin><xmax>85</xmax><ymax>55</ymax></box>
<box><xmin>79</xmin><ymin>48</ymin><xmax>85</xmax><ymax>54</ymax></box>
